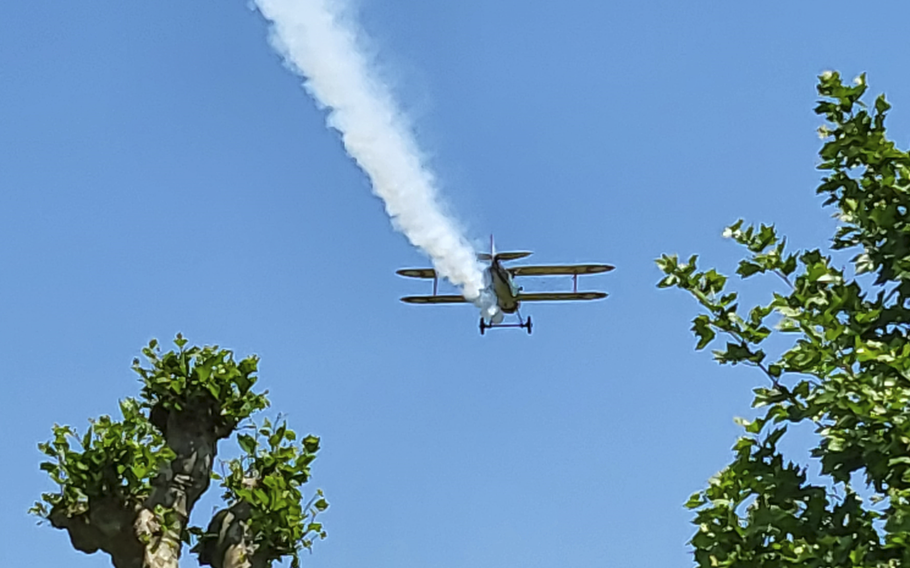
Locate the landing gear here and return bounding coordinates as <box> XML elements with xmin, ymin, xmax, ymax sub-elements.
<box><xmin>478</xmin><ymin>314</ymin><xmax>533</xmax><ymax>335</ymax></box>
<box><xmin>517</xmin><ymin>309</ymin><xmax>532</xmax><ymax>335</ymax></box>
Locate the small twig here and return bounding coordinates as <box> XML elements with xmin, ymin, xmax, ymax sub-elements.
<box><xmin>773</xmin><ymin>270</ymin><xmax>794</xmax><ymax>289</ymax></box>
<box><xmin>755</xmin><ymin>361</ymin><xmax>781</xmax><ymax>388</ymax></box>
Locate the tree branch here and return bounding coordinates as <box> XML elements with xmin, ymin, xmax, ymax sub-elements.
<box><xmin>49</xmin><ymin>497</ymin><xmax>144</xmax><ymax>568</ymax></box>
<box><xmin>197</xmin><ymin>502</ymin><xmax>273</xmax><ymax>568</ymax></box>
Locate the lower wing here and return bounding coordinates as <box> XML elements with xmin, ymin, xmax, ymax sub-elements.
<box><xmin>517</xmin><ymin>292</ymin><xmax>607</xmax><ymax>302</ymax></box>
<box><xmin>400</xmin><ymin>295</ymin><xmax>470</xmax><ymax>304</ymax></box>
<box><xmin>397</xmin><ymin>268</ymin><xmax>437</xmax><ymax>279</ymax></box>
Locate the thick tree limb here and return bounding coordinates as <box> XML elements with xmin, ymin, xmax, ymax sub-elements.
<box><xmin>49</xmin><ymin>497</ymin><xmax>143</xmax><ymax>568</ymax></box>
<box><xmin>197</xmin><ymin>500</ymin><xmax>272</xmax><ymax>568</ymax></box>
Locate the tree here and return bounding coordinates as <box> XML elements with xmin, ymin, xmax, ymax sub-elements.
<box><xmin>30</xmin><ymin>335</ymin><xmax>328</xmax><ymax>568</ymax></box>
<box><xmin>658</xmin><ymin>72</ymin><xmax>910</xmax><ymax>566</ymax></box>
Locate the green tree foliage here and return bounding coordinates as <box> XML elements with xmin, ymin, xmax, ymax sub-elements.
<box><xmin>658</xmin><ymin>72</ymin><xmax>910</xmax><ymax>566</ymax></box>
<box><xmin>31</xmin><ymin>335</ymin><xmax>327</xmax><ymax>568</ymax></box>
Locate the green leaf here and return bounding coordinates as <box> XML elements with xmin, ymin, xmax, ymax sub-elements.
<box><xmin>238</xmin><ymin>434</ymin><xmax>257</xmax><ymax>455</ymax></box>
<box><xmin>691</xmin><ymin>315</ymin><xmax>716</xmax><ymax>350</ymax></box>
<box><xmin>685</xmin><ymin>492</ymin><xmax>706</xmax><ymax>510</ymax></box>
<box><xmin>737</xmin><ymin>261</ymin><xmax>763</xmax><ymax>278</ymax></box>
<box><xmin>303</xmin><ymin>436</ymin><xmax>320</xmax><ymax>453</ymax></box>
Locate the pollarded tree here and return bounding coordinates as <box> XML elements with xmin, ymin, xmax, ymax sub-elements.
<box><xmin>30</xmin><ymin>335</ymin><xmax>328</xmax><ymax>568</ymax></box>
<box><xmin>659</xmin><ymin>73</ymin><xmax>910</xmax><ymax>566</ymax></box>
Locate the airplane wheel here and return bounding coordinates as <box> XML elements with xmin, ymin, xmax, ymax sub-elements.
<box><xmin>526</xmin><ymin>316</ymin><xmax>533</xmax><ymax>335</ymax></box>
<box><xmin>479</xmin><ymin>317</ymin><xmax>486</xmax><ymax>335</ymax></box>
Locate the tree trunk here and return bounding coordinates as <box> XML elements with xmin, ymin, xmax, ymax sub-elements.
<box><xmin>141</xmin><ymin>403</ymin><xmax>221</xmax><ymax>568</ymax></box>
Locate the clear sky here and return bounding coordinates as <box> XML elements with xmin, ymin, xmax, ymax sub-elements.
<box><xmin>3</xmin><ymin>1</ymin><xmax>910</xmax><ymax>567</ymax></box>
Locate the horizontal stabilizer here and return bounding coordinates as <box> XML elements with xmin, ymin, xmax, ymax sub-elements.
<box><xmin>517</xmin><ymin>292</ymin><xmax>607</xmax><ymax>302</ymax></box>
<box><xmin>396</xmin><ymin>268</ymin><xmax>437</xmax><ymax>279</ymax></box>
<box><xmin>400</xmin><ymin>295</ymin><xmax>470</xmax><ymax>304</ymax></box>
<box><xmin>510</xmin><ymin>264</ymin><xmax>614</xmax><ymax>277</ymax></box>
<box><xmin>477</xmin><ymin>251</ymin><xmax>533</xmax><ymax>262</ymax></box>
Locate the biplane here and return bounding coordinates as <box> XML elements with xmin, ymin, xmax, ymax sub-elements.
<box><xmin>397</xmin><ymin>237</ymin><xmax>613</xmax><ymax>334</ymax></box>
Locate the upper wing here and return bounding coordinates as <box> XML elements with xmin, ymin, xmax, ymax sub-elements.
<box><xmin>510</xmin><ymin>264</ymin><xmax>614</xmax><ymax>277</ymax></box>
<box><xmin>517</xmin><ymin>292</ymin><xmax>607</xmax><ymax>302</ymax></box>
<box><xmin>477</xmin><ymin>251</ymin><xmax>533</xmax><ymax>262</ymax></box>
<box><xmin>400</xmin><ymin>295</ymin><xmax>470</xmax><ymax>304</ymax></box>
<box><xmin>397</xmin><ymin>268</ymin><xmax>437</xmax><ymax>279</ymax></box>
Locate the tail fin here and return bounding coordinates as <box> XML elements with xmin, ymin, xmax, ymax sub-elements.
<box><xmin>477</xmin><ymin>234</ymin><xmax>495</xmax><ymax>261</ymax></box>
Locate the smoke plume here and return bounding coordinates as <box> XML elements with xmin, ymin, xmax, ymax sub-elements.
<box><xmin>254</xmin><ymin>0</ymin><xmax>496</xmax><ymax>316</ymax></box>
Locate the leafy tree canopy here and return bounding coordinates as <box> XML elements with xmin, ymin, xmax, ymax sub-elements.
<box><xmin>31</xmin><ymin>335</ymin><xmax>327</xmax><ymax>568</ymax></box>
<box><xmin>659</xmin><ymin>72</ymin><xmax>910</xmax><ymax>567</ymax></box>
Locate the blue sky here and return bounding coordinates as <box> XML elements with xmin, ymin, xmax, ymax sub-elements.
<box><xmin>3</xmin><ymin>1</ymin><xmax>910</xmax><ymax>566</ymax></box>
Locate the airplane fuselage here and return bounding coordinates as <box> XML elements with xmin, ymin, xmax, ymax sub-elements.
<box><xmin>489</xmin><ymin>259</ymin><xmax>521</xmax><ymax>314</ymax></box>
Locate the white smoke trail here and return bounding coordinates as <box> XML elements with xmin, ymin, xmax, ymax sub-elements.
<box><xmin>254</xmin><ymin>0</ymin><xmax>498</xmax><ymax>317</ymax></box>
